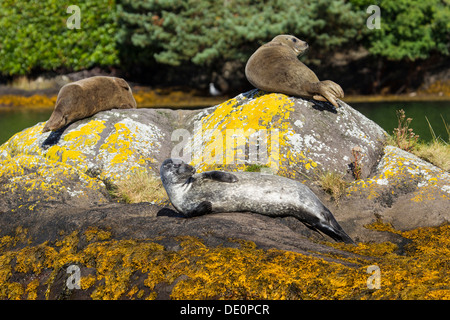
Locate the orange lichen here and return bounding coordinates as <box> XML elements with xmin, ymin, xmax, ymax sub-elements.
<box><xmin>0</xmin><ymin>224</ymin><xmax>449</xmax><ymax>300</ymax></box>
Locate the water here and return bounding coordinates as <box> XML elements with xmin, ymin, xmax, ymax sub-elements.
<box><xmin>351</xmin><ymin>101</ymin><xmax>449</xmax><ymax>142</ymax></box>
<box><xmin>0</xmin><ymin>101</ymin><xmax>449</xmax><ymax>145</ymax></box>
<box><xmin>0</xmin><ymin>108</ymin><xmax>53</xmax><ymax>145</ymax></box>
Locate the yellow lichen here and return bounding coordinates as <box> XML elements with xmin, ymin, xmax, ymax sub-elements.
<box><xmin>191</xmin><ymin>93</ymin><xmax>317</xmax><ymax>176</ymax></box>
<box><xmin>0</xmin><ymin>223</ymin><xmax>449</xmax><ymax>300</ymax></box>
<box><xmin>346</xmin><ymin>146</ymin><xmax>449</xmax><ymax>202</ymax></box>
<box><xmin>0</xmin><ymin>154</ymin><xmax>108</xmax><ymax>206</ymax></box>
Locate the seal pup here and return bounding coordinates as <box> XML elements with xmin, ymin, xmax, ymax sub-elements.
<box><xmin>42</xmin><ymin>76</ymin><xmax>137</xmax><ymax>132</ymax></box>
<box><xmin>245</xmin><ymin>34</ymin><xmax>344</xmax><ymax>108</ymax></box>
<box><xmin>160</xmin><ymin>159</ymin><xmax>354</xmax><ymax>244</ymax></box>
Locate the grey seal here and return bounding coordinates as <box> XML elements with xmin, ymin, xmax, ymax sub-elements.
<box><xmin>42</xmin><ymin>76</ymin><xmax>137</xmax><ymax>132</ymax></box>
<box><xmin>245</xmin><ymin>34</ymin><xmax>344</xmax><ymax>108</ymax></box>
<box><xmin>160</xmin><ymin>158</ymin><xmax>354</xmax><ymax>244</ymax></box>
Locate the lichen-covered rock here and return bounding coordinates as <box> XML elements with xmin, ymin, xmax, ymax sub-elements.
<box><xmin>1</xmin><ymin>90</ymin><xmax>449</xmax><ymax>300</ymax></box>
<box><xmin>1</xmin><ymin>109</ymin><xmax>177</xmax><ymax>181</ymax></box>
<box><xmin>187</xmin><ymin>90</ymin><xmax>386</xmax><ymax>179</ymax></box>
<box><xmin>0</xmin><ymin>154</ymin><xmax>109</xmax><ymax>212</ymax></box>
<box><xmin>335</xmin><ymin>145</ymin><xmax>450</xmax><ymax>242</ymax></box>
<box><xmin>1</xmin><ymin>213</ymin><xmax>449</xmax><ymax>300</ymax></box>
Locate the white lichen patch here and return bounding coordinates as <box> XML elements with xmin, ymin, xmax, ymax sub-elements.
<box><xmin>347</xmin><ymin>145</ymin><xmax>450</xmax><ymax>202</ymax></box>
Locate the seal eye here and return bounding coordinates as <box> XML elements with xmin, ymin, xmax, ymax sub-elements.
<box><xmin>292</xmin><ymin>38</ymin><xmax>297</xmax><ymax>43</ymax></box>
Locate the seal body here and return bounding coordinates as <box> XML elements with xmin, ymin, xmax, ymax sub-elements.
<box><xmin>42</xmin><ymin>76</ymin><xmax>137</xmax><ymax>132</ymax></box>
<box><xmin>160</xmin><ymin>159</ymin><xmax>354</xmax><ymax>244</ymax></box>
<box><xmin>245</xmin><ymin>34</ymin><xmax>344</xmax><ymax>108</ymax></box>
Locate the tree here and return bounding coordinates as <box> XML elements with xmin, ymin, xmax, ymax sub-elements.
<box><xmin>0</xmin><ymin>0</ymin><xmax>119</xmax><ymax>76</ymax></box>
<box><xmin>351</xmin><ymin>0</ymin><xmax>450</xmax><ymax>60</ymax></box>
<box><xmin>117</xmin><ymin>0</ymin><xmax>365</xmax><ymax>73</ymax></box>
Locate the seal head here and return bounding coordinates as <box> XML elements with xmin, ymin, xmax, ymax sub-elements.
<box><xmin>270</xmin><ymin>34</ymin><xmax>309</xmax><ymax>56</ymax></box>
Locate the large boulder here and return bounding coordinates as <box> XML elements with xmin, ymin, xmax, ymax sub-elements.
<box><xmin>336</xmin><ymin>145</ymin><xmax>450</xmax><ymax>242</ymax></box>
<box><xmin>2</xmin><ymin>108</ymin><xmax>178</xmax><ymax>181</ymax></box>
<box><xmin>185</xmin><ymin>89</ymin><xmax>386</xmax><ymax>179</ymax></box>
<box><xmin>0</xmin><ymin>90</ymin><xmax>449</xmax><ymax>300</ymax></box>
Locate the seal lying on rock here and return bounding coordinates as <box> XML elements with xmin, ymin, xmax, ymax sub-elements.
<box><xmin>245</xmin><ymin>34</ymin><xmax>344</xmax><ymax>108</ymax></box>
<box><xmin>42</xmin><ymin>76</ymin><xmax>137</xmax><ymax>132</ymax></box>
<box><xmin>160</xmin><ymin>158</ymin><xmax>354</xmax><ymax>244</ymax></box>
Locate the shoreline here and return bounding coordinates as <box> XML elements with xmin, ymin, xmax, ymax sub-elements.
<box><xmin>0</xmin><ymin>89</ymin><xmax>449</xmax><ymax>111</ymax></box>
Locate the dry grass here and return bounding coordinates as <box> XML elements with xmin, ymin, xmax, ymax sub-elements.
<box><xmin>317</xmin><ymin>171</ymin><xmax>349</xmax><ymax>204</ymax></box>
<box><xmin>387</xmin><ymin>111</ymin><xmax>449</xmax><ymax>172</ymax></box>
<box><xmin>111</xmin><ymin>170</ymin><xmax>168</xmax><ymax>204</ymax></box>
<box><xmin>392</xmin><ymin>109</ymin><xmax>420</xmax><ymax>152</ymax></box>
<box><xmin>415</xmin><ymin>141</ymin><xmax>450</xmax><ymax>171</ymax></box>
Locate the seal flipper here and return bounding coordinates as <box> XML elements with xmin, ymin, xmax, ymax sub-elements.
<box><xmin>186</xmin><ymin>201</ymin><xmax>213</xmax><ymax>218</ymax></box>
<box><xmin>314</xmin><ymin>221</ymin><xmax>355</xmax><ymax>244</ymax></box>
<box><xmin>314</xmin><ymin>209</ymin><xmax>355</xmax><ymax>244</ymax></box>
<box><xmin>199</xmin><ymin>171</ymin><xmax>238</xmax><ymax>183</ymax></box>
<box><xmin>300</xmin><ymin>207</ymin><xmax>355</xmax><ymax>244</ymax></box>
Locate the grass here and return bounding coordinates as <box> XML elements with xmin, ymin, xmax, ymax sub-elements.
<box><xmin>389</xmin><ymin>110</ymin><xmax>449</xmax><ymax>171</ymax></box>
<box><xmin>317</xmin><ymin>171</ymin><xmax>349</xmax><ymax>204</ymax></box>
<box><xmin>244</xmin><ymin>164</ymin><xmax>270</xmax><ymax>172</ymax></box>
<box><xmin>110</xmin><ymin>169</ymin><xmax>168</xmax><ymax>204</ymax></box>
<box><xmin>413</xmin><ymin>116</ymin><xmax>450</xmax><ymax>171</ymax></box>
<box><xmin>414</xmin><ymin>141</ymin><xmax>450</xmax><ymax>171</ymax></box>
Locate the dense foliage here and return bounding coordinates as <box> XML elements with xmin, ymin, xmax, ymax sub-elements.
<box><xmin>0</xmin><ymin>0</ymin><xmax>448</xmax><ymax>82</ymax></box>
<box><xmin>118</xmin><ymin>0</ymin><xmax>364</xmax><ymax>68</ymax></box>
<box><xmin>352</xmin><ymin>0</ymin><xmax>450</xmax><ymax>60</ymax></box>
<box><xmin>0</xmin><ymin>0</ymin><xmax>118</xmax><ymax>75</ymax></box>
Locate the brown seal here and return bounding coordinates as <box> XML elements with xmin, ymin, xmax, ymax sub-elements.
<box><xmin>245</xmin><ymin>35</ymin><xmax>344</xmax><ymax>107</ymax></box>
<box><xmin>42</xmin><ymin>76</ymin><xmax>137</xmax><ymax>132</ymax></box>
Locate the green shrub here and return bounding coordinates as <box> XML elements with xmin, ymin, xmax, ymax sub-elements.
<box><xmin>117</xmin><ymin>0</ymin><xmax>365</xmax><ymax>70</ymax></box>
<box><xmin>0</xmin><ymin>0</ymin><xmax>119</xmax><ymax>75</ymax></box>
<box><xmin>350</xmin><ymin>0</ymin><xmax>450</xmax><ymax>60</ymax></box>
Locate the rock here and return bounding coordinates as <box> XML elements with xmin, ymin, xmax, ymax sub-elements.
<box><xmin>186</xmin><ymin>90</ymin><xmax>386</xmax><ymax>179</ymax></box>
<box><xmin>335</xmin><ymin>145</ymin><xmax>450</xmax><ymax>242</ymax></box>
<box><xmin>0</xmin><ymin>89</ymin><xmax>449</xmax><ymax>300</ymax></box>
<box><xmin>0</xmin><ymin>153</ymin><xmax>109</xmax><ymax>213</ymax></box>
<box><xmin>1</xmin><ymin>108</ymin><xmax>179</xmax><ymax>181</ymax></box>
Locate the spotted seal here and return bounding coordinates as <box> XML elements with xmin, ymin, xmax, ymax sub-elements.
<box><xmin>245</xmin><ymin>34</ymin><xmax>344</xmax><ymax>108</ymax></box>
<box><xmin>42</xmin><ymin>76</ymin><xmax>137</xmax><ymax>132</ymax></box>
<box><xmin>160</xmin><ymin>159</ymin><xmax>354</xmax><ymax>244</ymax></box>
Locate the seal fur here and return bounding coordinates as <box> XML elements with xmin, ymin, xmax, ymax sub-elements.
<box><xmin>160</xmin><ymin>159</ymin><xmax>354</xmax><ymax>244</ymax></box>
<box><xmin>245</xmin><ymin>34</ymin><xmax>344</xmax><ymax>108</ymax></box>
<box><xmin>42</xmin><ymin>76</ymin><xmax>137</xmax><ymax>132</ymax></box>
